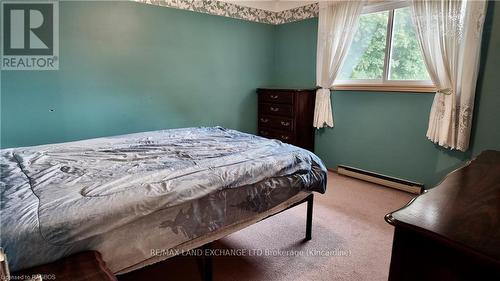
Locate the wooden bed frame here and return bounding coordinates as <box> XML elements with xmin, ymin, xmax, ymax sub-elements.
<box><xmin>199</xmin><ymin>193</ymin><xmax>314</xmax><ymax>281</ymax></box>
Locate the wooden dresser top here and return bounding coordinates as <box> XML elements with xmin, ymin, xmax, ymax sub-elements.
<box><xmin>386</xmin><ymin>150</ymin><xmax>500</xmax><ymax>263</ymax></box>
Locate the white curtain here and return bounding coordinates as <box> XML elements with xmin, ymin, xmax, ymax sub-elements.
<box><xmin>314</xmin><ymin>0</ymin><xmax>365</xmax><ymax>128</ymax></box>
<box><xmin>411</xmin><ymin>0</ymin><xmax>487</xmax><ymax>151</ymax></box>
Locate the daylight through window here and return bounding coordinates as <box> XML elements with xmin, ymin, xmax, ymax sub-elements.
<box><xmin>336</xmin><ymin>6</ymin><xmax>432</xmax><ymax>90</ymax></box>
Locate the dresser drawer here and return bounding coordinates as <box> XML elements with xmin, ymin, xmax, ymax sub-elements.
<box><xmin>259</xmin><ymin>103</ymin><xmax>293</xmax><ymax>117</ymax></box>
<box><xmin>258</xmin><ymin>128</ymin><xmax>295</xmax><ymax>143</ymax></box>
<box><xmin>259</xmin><ymin>91</ymin><xmax>294</xmax><ymax>104</ymax></box>
<box><xmin>256</xmin><ymin>88</ymin><xmax>316</xmax><ymax>151</ymax></box>
<box><xmin>258</xmin><ymin>115</ymin><xmax>294</xmax><ymax>132</ymax></box>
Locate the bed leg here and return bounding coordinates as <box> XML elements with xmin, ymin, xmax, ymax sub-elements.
<box><xmin>305</xmin><ymin>193</ymin><xmax>314</xmax><ymax>241</ymax></box>
<box><xmin>201</xmin><ymin>242</ymin><xmax>213</xmax><ymax>281</ymax></box>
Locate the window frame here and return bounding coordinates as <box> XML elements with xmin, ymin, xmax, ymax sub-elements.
<box><xmin>333</xmin><ymin>0</ymin><xmax>436</xmax><ymax>93</ymax></box>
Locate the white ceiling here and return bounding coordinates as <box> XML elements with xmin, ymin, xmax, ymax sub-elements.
<box><xmin>218</xmin><ymin>0</ymin><xmax>317</xmax><ymax>12</ymax></box>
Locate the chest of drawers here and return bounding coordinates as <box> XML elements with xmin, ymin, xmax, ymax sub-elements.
<box><xmin>257</xmin><ymin>88</ymin><xmax>316</xmax><ymax>151</ymax></box>
<box><xmin>385</xmin><ymin>150</ymin><xmax>500</xmax><ymax>280</ymax></box>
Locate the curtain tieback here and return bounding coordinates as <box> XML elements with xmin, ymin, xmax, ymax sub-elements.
<box><xmin>436</xmin><ymin>88</ymin><xmax>453</xmax><ymax>95</ymax></box>
<box><xmin>317</xmin><ymin>88</ymin><xmax>330</xmax><ymax>94</ymax></box>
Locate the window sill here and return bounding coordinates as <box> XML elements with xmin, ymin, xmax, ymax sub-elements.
<box><xmin>332</xmin><ymin>84</ymin><xmax>436</xmax><ymax>93</ymax></box>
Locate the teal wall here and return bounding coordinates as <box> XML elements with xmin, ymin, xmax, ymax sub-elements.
<box><xmin>0</xmin><ymin>1</ymin><xmax>274</xmax><ymax>148</ymax></box>
<box><xmin>471</xmin><ymin>2</ymin><xmax>500</xmax><ymax>156</ymax></box>
<box><xmin>1</xmin><ymin>1</ymin><xmax>499</xmax><ymax>188</ymax></box>
<box><xmin>272</xmin><ymin>2</ymin><xmax>499</xmax><ymax>187</ymax></box>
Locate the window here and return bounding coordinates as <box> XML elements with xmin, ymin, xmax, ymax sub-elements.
<box><xmin>335</xmin><ymin>5</ymin><xmax>434</xmax><ymax>92</ymax></box>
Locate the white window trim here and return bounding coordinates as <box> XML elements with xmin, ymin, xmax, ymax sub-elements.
<box><xmin>333</xmin><ymin>0</ymin><xmax>436</xmax><ymax>93</ymax></box>
<box><xmin>332</xmin><ymin>80</ymin><xmax>436</xmax><ymax>93</ymax></box>
<box><xmin>362</xmin><ymin>0</ymin><xmax>410</xmax><ymax>14</ymax></box>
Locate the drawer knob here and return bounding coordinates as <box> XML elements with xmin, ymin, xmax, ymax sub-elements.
<box><xmin>280</xmin><ymin>121</ymin><xmax>290</xmax><ymax>126</ymax></box>
<box><xmin>260</xmin><ymin>118</ymin><xmax>269</xmax><ymax>123</ymax></box>
<box><xmin>270</xmin><ymin>95</ymin><xmax>279</xmax><ymax>99</ymax></box>
<box><xmin>270</xmin><ymin>107</ymin><xmax>279</xmax><ymax>112</ymax></box>
<box><xmin>281</xmin><ymin>135</ymin><xmax>289</xmax><ymax>140</ymax></box>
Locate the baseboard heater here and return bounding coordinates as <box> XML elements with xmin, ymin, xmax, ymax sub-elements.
<box><xmin>337</xmin><ymin>165</ymin><xmax>423</xmax><ymax>194</ymax></box>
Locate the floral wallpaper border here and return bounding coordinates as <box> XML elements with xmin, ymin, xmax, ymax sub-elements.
<box><xmin>132</xmin><ymin>0</ymin><xmax>319</xmax><ymax>25</ymax></box>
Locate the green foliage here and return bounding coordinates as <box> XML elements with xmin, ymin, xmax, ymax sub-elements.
<box><xmin>338</xmin><ymin>7</ymin><xmax>430</xmax><ymax>81</ymax></box>
<box><xmin>390</xmin><ymin>7</ymin><xmax>430</xmax><ymax>80</ymax></box>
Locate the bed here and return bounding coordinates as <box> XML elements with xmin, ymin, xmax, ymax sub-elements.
<box><xmin>0</xmin><ymin>127</ymin><xmax>327</xmax><ymax>273</ymax></box>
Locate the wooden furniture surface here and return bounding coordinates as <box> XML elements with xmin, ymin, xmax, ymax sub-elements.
<box><xmin>257</xmin><ymin>88</ymin><xmax>316</xmax><ymax>151</ymax></box>
<box><xmin>13</xmin><ymin>251</ymin><xmax>117</xmax><ymax>281</ymax></box>
<box><xmin>385</xmin><ymin>150</ymin><xmax>500</xmax><ymax>281</ymax></box>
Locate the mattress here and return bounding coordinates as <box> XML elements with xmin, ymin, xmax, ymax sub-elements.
<box><xmin>0</xmin><ymin>127</ymin><xmax>327</xmax><ymax>272</ymax></box>
<box><xmin>114</xmin><ymin>191</ymin><xmax>314</xmax><ymax>274</ymax></box>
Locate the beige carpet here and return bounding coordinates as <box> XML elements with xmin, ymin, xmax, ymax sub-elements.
<box><xmin>119</xmin><ymin>172</ymin><xmax>414</xmax><ymax>281</ymax></box>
